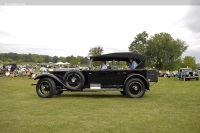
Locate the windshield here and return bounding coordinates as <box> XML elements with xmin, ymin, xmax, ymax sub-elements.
<box><xmin>182</xmin><ymin>69</ymin><xmax>192</xmax><ymax>72</ymax></box>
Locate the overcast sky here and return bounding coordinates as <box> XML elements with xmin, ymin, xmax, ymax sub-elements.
<box><xmin>0</xmin><ymin>6</ymin><xmax>200</xmax><ymax>63</ymax></box>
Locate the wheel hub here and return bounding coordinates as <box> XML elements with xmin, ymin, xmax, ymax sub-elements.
<box><xmin>71</xmin><ymin>77</ymin><xmax>76</xmax><ymax>82</ymax></box>
<box><xmin>133</xmin><ymin>86</ymin><xmax>139</xmax><ymax>91</ymax></box>
<box><xmin>42</xmin><ymin>85</ymin><xmax>49</xmax><ymax>91</ymax></box>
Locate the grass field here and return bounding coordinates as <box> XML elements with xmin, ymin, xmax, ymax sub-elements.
<box><xmin>0</xmin><ymin>76</ymin><xmax>200</xmax><ymax>133</ymax></box>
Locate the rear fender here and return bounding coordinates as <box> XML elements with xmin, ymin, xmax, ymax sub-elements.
<box><xmin>124</xmin><ymin>74</ymin><xmax>149</xmax><ymax>90</ymax></box>
<box><xmin>34</xmin><ymin>74</ymin><xmax>67</xmax><ymax>88</ymax></box>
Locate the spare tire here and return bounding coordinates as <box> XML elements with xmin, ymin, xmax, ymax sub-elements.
<box><xmin>63</xmin><ymin>70</ymin><xmax>85</xmax><ymax>90</ymax></box>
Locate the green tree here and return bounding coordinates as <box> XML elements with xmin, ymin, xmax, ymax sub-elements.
<box><xmin>3</xmin><ymin>58</ymin><xmax>13</xmax><ymax>62</ymax></box>
<box><xmin>43</xmin><ymin>55</ymin><xmax>52</xmax><ymax>63</ymax></box>
<box><xmin>58</xmin><ymin>56</ymin><xmax>66</xmax><ymax>63</ymax></box>
<box><xmin>53</xmin><ymin>56</ymin><xmax>59</xmax><ymax>63</ymax></box>
<box><xmin>80</xmin><ymin>57</ymin><xmax>89</xmax><ymax>66</ymax></box>
<box><xmin>31</xmin><ymin>54</ymin><xmax>43</xmax><ymax>63</ymax></box>
<box><xmin>88</xmin><ymin>46</ymin><xmax>104</xmax><ymax>56</ymax></box>
<box><xmin>146</xmin><ymin>32</ymin><xmax>188</xmax><ymax>70</ymax></box>
<box><xmin>0</xmin><ymin>53</ymin><xmax>91</xmax><ymax>65</ymax></box>
<box><xmin>88</xmin><ymin>46</ymin><xmax>104</xmax><ymax>67</ymax></box>
<box><xmin>70</xmin><ymin>56</ymin><xmax>80</xmax><ymax>66</ymax></box>
<box><xmin>128</xmin><ymin>31</ymin><xmax>148</xmax><ymax>55</ymax></box>
<box><xmin>182</xmin><ymin>56</ymin><xmax>196</xmax><ymax>70</ymax></box>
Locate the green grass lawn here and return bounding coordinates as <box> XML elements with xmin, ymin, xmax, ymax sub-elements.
<box><xmin>0</xmin><ymin>76</ymin><xmax>200</xmax><ymax>133</ymax></box>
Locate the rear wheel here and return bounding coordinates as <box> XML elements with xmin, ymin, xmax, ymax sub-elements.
<box><xmin>36</xmin><ymin>78</ymin><xmax>56</xmax><ymax>98</ymax></box>
<box><xmin>125</xmin><ymin>78</ymin><xmax>146</xmax><ymax>98</ymax></box>
<box><xmin>196</xmin><ymin>77</ymin><xmax>199</xmax><ymax>80</ymax></box>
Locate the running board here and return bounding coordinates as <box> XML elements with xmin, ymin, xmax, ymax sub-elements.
<box><xmin>83</xmin><ymin>88</ymin><xmax>123</xmax><ymax>91</ymax></box>
<box><xmin>57</xmin><ymin>88</ymin><xmax>123</xmax><ymax>92</ymax></box>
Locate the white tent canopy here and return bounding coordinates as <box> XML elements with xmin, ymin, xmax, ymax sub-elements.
<box><xmin>55</xmin><ymin>61</ymin><xmax>70</xmax><ymax>65</ymax></box>
<box><xmin>55</xmin><ymin>61</ymin><xmax>64</xmax><ymax>65</ymax></box>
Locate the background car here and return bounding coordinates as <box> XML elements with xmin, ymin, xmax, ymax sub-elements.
<box><xmin>177</xmin><ymin>68</ymin><xmax>199</xmax><ymax>81</ymax></box>
<box><xmin>158</xmin><ymin>70</ymin><xmax>164</xmax><ymax>77</ymax></box>
<box><xmin>171</xmin><ymin>70</ymin><xmax>178</xmax><ymax>77</ymax></box>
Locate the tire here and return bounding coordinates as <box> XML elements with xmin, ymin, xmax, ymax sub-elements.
<box><xmin>120</xmin><ymin>91</ymin><xmax>126</xmax><ymax>95</ymax></box>
<box><xmin>125</xmin><ymin>78</ymin><xmax>146</xmax><ymax>98</ymax></box>
<box><xmin>196</xmin><ymin>77</ymin><xmax>199</xmax><ymax>80</ymax></box>
<box><xmin>63</xmin><ymin>70</ymin><xmax>85</xmax><ymax>90</ymax></box>
<box><xmin>164</xmin><ymin>74</ymin><xmax>167</xmax><ymax>78</ymax></box>
<box><xmin>36</xmin><ymin>78</ymin><xmax>56</xmax><ymax>98</ymax></box>
<box><xmin>55</xmin><ymin>91</ymin><xmax>63</xmax><ymax>95</ymax></box>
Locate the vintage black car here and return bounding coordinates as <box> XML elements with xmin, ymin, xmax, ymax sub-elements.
<box><xmin>177</xmin><ymin>68</ymin><xmax>199</xmax><ymax>81</ymax></box>
<box><xmin>33</xmin><ymin>52</ymin><xmax>158</xmax><ymax>98</ymax></box>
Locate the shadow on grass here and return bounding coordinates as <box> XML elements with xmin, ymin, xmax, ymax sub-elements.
<box><xmin>53</xmin><ymin>92</ymin><xmax>150</xmax><ymax>99</ymax></box>
<box><xmin>54</xmin><ymin>93</ymin><xmax>126</xmax><ymax>99</ymax></box>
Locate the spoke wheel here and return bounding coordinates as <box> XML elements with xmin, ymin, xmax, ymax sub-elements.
<box><xmin>63</xmin><ymin>71</ymin><xmax>85</xmax><ymax>90</ymax></box>
<box><xmin>125</xmin><ymin>78</ymin><xmax>146</xmax><ymax>98</ymax></box>
<box><xmin>36</xmin><ymin>78</ymin><xmax>56</xmax><ymax>98</ymax></box>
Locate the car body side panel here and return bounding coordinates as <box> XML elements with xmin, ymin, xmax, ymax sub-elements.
<box><xmin>36</xmin><ymin>69</ymin><xmax>157</xmax><ymax>90</ymax></box>
<box><xmin>72</xmin><ymin>70</ymin><xmax>146</xmax><ymax>87</ymax></box>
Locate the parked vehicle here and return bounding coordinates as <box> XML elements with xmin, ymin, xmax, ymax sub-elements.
<box><xmin>158</xmin><ymin>70</ymin><xmax>171</xmax><ymax>78</ymax></box>
<box><xmin>158</xmin><ymin>70</ymin><xmax>164</xmax><ymax>77</ymax></box>
<box><xmin>33</xmin><ymin>52</ymin><xmax>158</xmax><ymax>98</ymax></box>
<box><xmin>171</xmin><ymin>70</ymin><xmax>178</xmax><ymax>77</ymax></box>
<box><xmin>177</xmin><ymin>68</ymin><xmax>199</xmax><ymax>81</ymax></box>
<box><xmin>163</xmin><ymin>70</ymin><xmax>171</xmax><ymax>78</ymax></box>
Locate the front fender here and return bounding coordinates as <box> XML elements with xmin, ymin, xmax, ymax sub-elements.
<box><xmin>124</xmin><ymin>74</ymin><xmax>149</xmax><ymax>90</ymax></box>
<box><xmin>34</xmin><ymin>74</ymin><xmax>67</xmax><ymax>88</ymax></box>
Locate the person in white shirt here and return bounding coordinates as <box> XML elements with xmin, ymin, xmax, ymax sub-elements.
<box><xmin>128</xmin><ymin>58</ymin><xmax>138</xmax><ymax>69</ymax></box>
<box><xmin>101</xmin><ymin>61</ymin><xmax>107</xmax><ymax>70</ymax></box>
<box><xmin>40</xmin><ymin>66</ymin><xmax>47</xmax><ymax>74</ymax></box>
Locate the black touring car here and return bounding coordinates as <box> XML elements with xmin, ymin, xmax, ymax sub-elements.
<box><xmin>33</xmin><ymin>52</ymin><xmax>158</xmax><ymax>98</ymax></box>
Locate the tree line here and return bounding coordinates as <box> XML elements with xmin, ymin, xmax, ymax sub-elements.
<box><xmin>0</xmin><ymin>53</ymin><xmax>89</xmax><ymax>66</ymax></box>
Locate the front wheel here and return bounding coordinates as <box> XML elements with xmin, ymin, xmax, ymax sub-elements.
<box><xmin>36</xmin><ymin>78</ymin><xmax>56</xmax><ymax>98</ymax></box>
<box><xmin>125</xmin><ymin>78</ymin><xmax>146</xmax><ymax>98</ymax></box>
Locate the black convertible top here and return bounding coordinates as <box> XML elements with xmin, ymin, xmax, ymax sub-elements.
<box><xmin>90</xmin><ymin>52</ymin><xmax>146</xmax><ymax>69</ymax></box>
<box><xmin>90</xmin><ymin>52</ymin><xmax>146</xmax><ymax>61</ymax></box>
